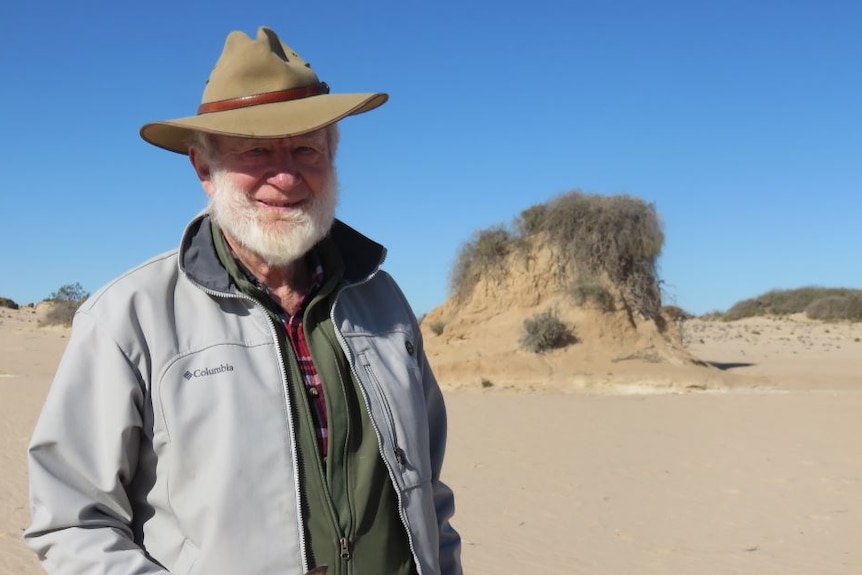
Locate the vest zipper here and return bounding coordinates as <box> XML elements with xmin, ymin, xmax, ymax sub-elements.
<box><xmin>330</xmin><ymin>285</ymin><xmax>424</xmax><ymax>575</ymax></box>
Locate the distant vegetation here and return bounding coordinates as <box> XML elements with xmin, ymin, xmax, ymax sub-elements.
<box><xmin>450</xmin><ymin>190</ymin><xmax>664</xmax><ymax>319</ymax></box>
<box><xmin>39</xmin><ymin>282</ymin><xmax>90</xmax><ymax>327</ymax></box>
<box><xmin>0</xmin><ymin>297</ymin><xmax>18</xmax><ymax>310</ymax></box>
<box><xmin>722</xmin><ymin>287</ymin><xmax>862</xmax><ymax>322</ymax></box>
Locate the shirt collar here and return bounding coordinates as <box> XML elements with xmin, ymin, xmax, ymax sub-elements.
<box><xmin>210</xmin><ymin>220</ymin><xmax>325</xmax><ymax>315</ymax></box>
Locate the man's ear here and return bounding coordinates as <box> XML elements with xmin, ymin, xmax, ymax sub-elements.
<box><xmin>189</xmin><ymin>147</ymin><xmax>216</xmax><ymax>197</ymax></box>
<box><xmin>189</xmin><ymin>147</ymin><xmax>211</xmax><ymax>180</ymax></box>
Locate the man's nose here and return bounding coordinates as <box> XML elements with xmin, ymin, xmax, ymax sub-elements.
<box><xmin>266</xmin><ymin>151</ymin><xmax>302</xmax><ymax>188</ymax></box>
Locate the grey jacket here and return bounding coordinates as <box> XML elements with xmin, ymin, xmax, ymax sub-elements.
<box><xmin>25</xmin><ymin>215</ymin><xmax>462</xmax><ymax>575</ymax></box>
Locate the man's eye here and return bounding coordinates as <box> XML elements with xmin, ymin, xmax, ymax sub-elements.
<box><xmin>244</xmin><ymin>147</ymin><xmax>270</xmax><ymax>157</ymax></box>
<box><xmin>295</xmin><ymin>146</ymin><xmax>317</xmax><ymax>155</ymax></box>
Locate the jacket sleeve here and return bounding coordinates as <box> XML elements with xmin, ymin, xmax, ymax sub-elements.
<box><xmin>24</xmin><ymin>310</ymin><xmax>171</xmax><ymax>574</ymax></box>
<box><xmin>419</xmin><ymin>338</ymin><xmax>463</xmax><ymax>575</ymax></box>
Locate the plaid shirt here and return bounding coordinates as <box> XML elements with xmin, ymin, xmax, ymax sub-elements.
<box><xmin>238</xmin><ymin>256</ymin><xmax>329</xmax><ymax>459</ymax></box>
<box><xmin>279</xmin><ymin>276</ymin><xmax>328</xmax><ymax>459</ymax></box>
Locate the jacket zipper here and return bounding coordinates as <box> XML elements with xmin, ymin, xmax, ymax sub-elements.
<box><xmin>186</xmin><ymin>281</ymin><xmax>311</xmax><ymax>573</ymax></box>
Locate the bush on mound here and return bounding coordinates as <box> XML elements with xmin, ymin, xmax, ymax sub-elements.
<box><xmin>520</xmin><ymin>309</ymin><xmax>577</xmax><ymax>353</ymax></box>
<box><xmin>450</xmin><ymin>190</ymin><xmax>664</xmax><ymax>319</ymax></box>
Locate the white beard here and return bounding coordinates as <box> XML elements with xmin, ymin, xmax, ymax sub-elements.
<box><xmin>208</xmin><ymin>169</ymin><xmax>338</xmax><ymax>267</ymax></box>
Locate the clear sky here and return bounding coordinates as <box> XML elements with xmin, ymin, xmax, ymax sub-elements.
<box><xmin>1</xmin><ymin>0</ymin><xmax>860</xmax><ymax>316</ymax></box>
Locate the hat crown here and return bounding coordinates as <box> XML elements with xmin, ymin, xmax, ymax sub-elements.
<box><xmin>139</xmin><ymin>25</ymin><xmax>388</xmax><ymax>154</ymax></box>
<box><xmin>201</xmin><ymin>27</ymin><xmax>320</xmax><ymax>104</ymax></box>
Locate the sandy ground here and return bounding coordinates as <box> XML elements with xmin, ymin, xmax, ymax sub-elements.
<box><xmin>1</xmin><ymin>309</ymin><xmax>860</xmax><ymax>574</ymax></box>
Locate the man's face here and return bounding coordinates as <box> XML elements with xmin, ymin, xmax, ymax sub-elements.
<box><xmin>196</xmin><ymin>129</ymin><xmax>338</xmax><ymax>267</ymax></box>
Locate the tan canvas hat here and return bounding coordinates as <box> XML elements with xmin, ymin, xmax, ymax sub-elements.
<box><xmin>140</xmin><ymin>26</ymin><xmax>388</xmax><ymax>154</ymax></box>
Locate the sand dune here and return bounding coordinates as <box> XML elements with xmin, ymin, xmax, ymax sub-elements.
<box><xmin>1</xmin><ymin>307</ymin><xmax>860</xmax><ymax>574</ymax></box>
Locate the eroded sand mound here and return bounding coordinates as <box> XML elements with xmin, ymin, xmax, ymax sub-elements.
<box><xmin>420</xmin><ymin>240</ymin><xmax>720</xmax><ymax>392</ymax></box>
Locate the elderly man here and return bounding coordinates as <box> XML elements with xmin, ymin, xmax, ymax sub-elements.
<box><xmin>25</xmin><ymin>26</ymin><xmax>461</xmax><ymax>575</ymax></box>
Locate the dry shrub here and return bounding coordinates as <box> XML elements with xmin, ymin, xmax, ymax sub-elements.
<box><xmin>516</xmin><ymin>204</ymin><xmax>548</xmax><ymax>236</ymax></box>
<box><xmin>429</xmin><ymin>320</ymin><xmax>446</xmax><ymax>336</ymax></box>
<box><xmin>519</xmin><ymin>309</ymin><xmax>577</xmax><ymax>353</ymax></box>
<box><xmin>805</xmin><ymin>294</ymin><xmax>862</xmax><ymax>322</ymax></box>
<box><xmin>538</xmin><ymin>191</ymin><xmax>663</xmax><ymax>318</ymax></box>
<box><xmin>450</xmin><ymin>226</ymin><xmax>513</xmax><ymax>302</ymax></box>
<box><xmin>722</xmin><ymin>297</ymin><xmax>765</xmax><ymax>321</ymax></box>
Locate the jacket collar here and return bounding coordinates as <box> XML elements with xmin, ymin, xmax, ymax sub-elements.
<box><xmin>178</xmin><ymin>213</ymin><xmax>387</xmax><ymax>295</ymax></box>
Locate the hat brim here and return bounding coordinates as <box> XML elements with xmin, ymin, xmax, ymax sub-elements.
<box><xmin>140</xmin><ymin>92</ymin><xmax>388</xmax><ymax>154</ymax></box>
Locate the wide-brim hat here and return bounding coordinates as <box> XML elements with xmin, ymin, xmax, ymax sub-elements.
<box><xmin>140</xmin><ymin>26</ymin><xmax>388</xmax><ymax>154</ymax></box>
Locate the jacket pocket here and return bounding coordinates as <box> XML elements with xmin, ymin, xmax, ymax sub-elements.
<box><xmin>357</xmin><ymin>350</ymin><xmax>431</xmax><ymax>490</ymax></box>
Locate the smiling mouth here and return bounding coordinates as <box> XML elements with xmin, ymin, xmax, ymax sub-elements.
<box><xmin>257</xmin><ymin>199</ymin><xmax>305</xmax><ymax>209</ymax></box>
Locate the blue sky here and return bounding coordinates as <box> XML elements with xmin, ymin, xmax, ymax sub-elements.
<box><xmin>1</xmin><ymin>0</ymin><xmax>860</xmax><ymax>316</ymax></box>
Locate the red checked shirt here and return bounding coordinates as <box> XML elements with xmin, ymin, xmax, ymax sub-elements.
<box><xmin>279</xmin><ymin>279</ymin><xmax>328</xmax><ymax>459</ymax></box>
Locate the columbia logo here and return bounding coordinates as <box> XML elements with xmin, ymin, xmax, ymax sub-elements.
<box><xmin>183</xmin><ymin>364</ymin><xmax>235</xmax><ymax>380</ymax></box>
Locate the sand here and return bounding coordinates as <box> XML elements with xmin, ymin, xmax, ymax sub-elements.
<box><xmin>1</xmin><ymin>308</ymin><xmax>860</xmax><ymax>574</ymax></box>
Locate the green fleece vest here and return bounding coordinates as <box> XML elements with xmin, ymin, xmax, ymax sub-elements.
<box><xmin>212</xmin><ymin>224</ymin><xmax>416</xmax><ymax>575</ymax></box>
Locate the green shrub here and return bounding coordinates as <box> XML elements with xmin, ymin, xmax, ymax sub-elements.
<box><xmin>39</xmin><ymin>282</ymin><xmax>90</xmax><ymax>327</ymax></box>
<box><xmin>49</xmin><ymin>282</ymin><xmax>89</xmax><ymax>303</ymax></box>
<box><xmin>571</xmin><ymin>274</ymin><xmax>615</xmax><ymax>311</ymax></box>
<box><xmin>520</xmin><ymin>309</ymin><xmax>576</xmax><ymax>353</ymax></box>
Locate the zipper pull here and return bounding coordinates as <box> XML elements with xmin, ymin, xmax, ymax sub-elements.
<box><xmin>340</xmin><ymin>537</ymin><xmax>351</xmax><ymax>559</ymax></box>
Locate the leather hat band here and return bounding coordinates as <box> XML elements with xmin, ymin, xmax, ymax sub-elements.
<box><xmin>197</xmin><ymin>82</ymin><xmax>330</xmax><ymax>115</ymax></box>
